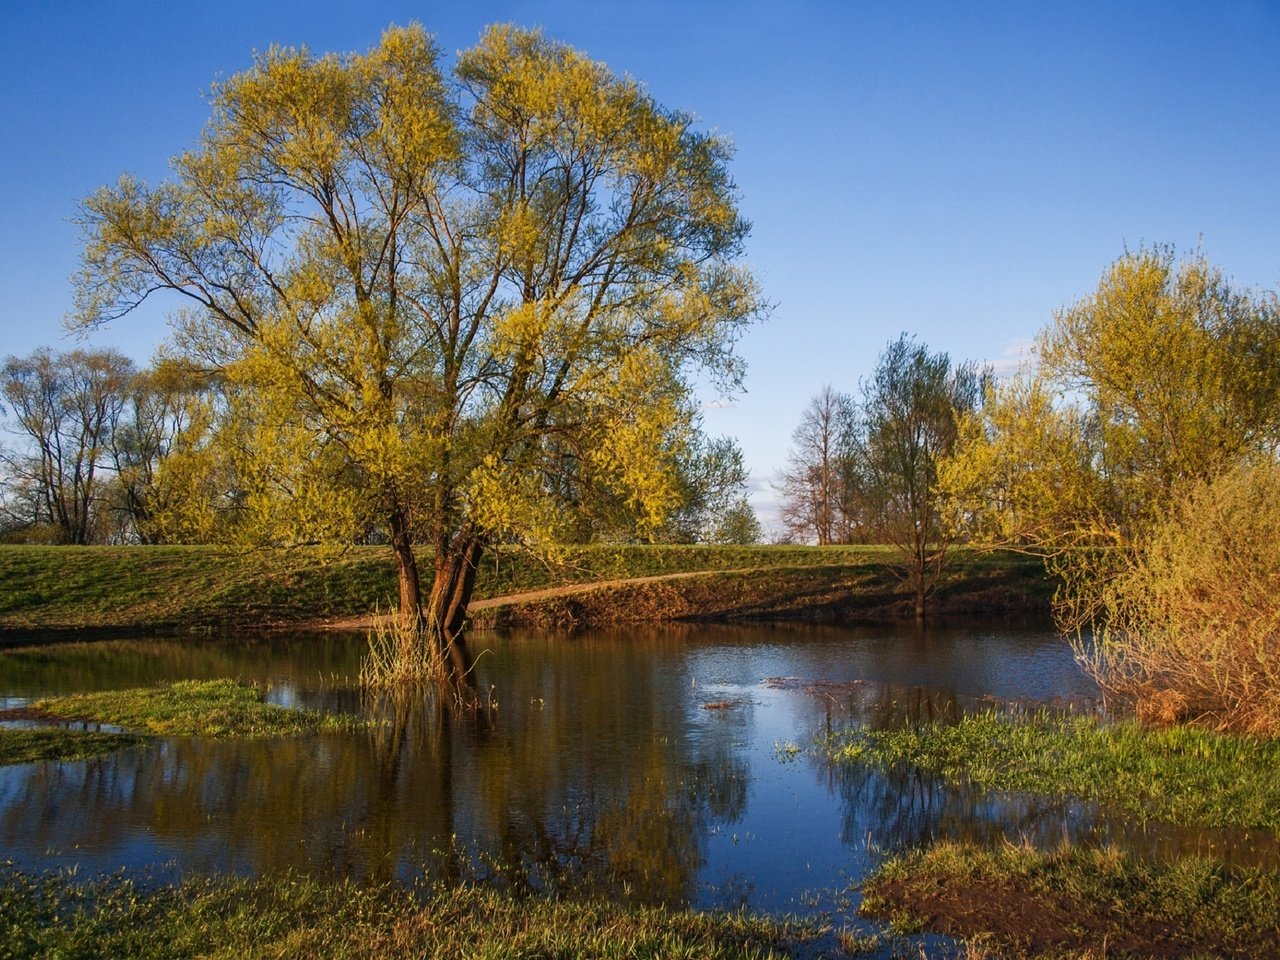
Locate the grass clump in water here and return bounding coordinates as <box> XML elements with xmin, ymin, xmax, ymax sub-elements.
<box><xmin>0</xmin><ymin>728</ymin><xmax>145</xmax><ymax>765</ymax></box>
<box><xmin>0</xmin><ymin>865</ymin><xmax>818</xmax><ymax>959</ymax></box>
<box><xmin>860</xmin><ymin>840</ymin><xmax>1280</xmax><ymax>959</ymax></box>
<box><xmin>360</xmin><ymin>613</ymin><xmax>450</xmax><ymax>689</ymax></box>
<box><xmin>824</xmin><ymin>710</ymin><xmax>1280</xmax><ymax>831</ymax></box>
<box><xmin>32</xmin><ymin>679</ymin><xmax>361</xmax><ymax>738</ymax></box>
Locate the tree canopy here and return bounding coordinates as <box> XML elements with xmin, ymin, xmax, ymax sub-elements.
<box><xmin>940</xmin><ymin>247</ymin><xmax>1280</xmax><ymax>553</ymax></box>
<box><xmin>850</xmin><ymin>335</ymin><xmax>986</xmax><ymax>618</ymax></box>
<box><xmin>74</xmin><ymin>24</ymin><xmax>763</xmax><ymax>685</ymax></box>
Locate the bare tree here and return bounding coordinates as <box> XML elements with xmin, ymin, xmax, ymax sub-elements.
<box><xmin>775</xmin><ymin>385</ymin><xmax>856</xmax><ymax>545</ymax></box>
<box><xmin>0</xmin><ymin>348</ymin><xmax>133</xmax><ymax>544</ymax></box>
<box><xmin>102</xmin><ymin>363</ymin><xmax>202</xmax><ymax>543</ymax></box>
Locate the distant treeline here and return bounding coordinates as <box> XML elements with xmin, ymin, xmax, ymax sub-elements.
<box><xmin>0</xmin><ymin>351</ymin><xmax>760</xmax><ymax>549</ymax></box>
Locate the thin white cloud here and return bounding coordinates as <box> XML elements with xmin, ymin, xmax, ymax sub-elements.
<box><xmin>984</xmin><ymin>338</ymin><xmax>1036</xmax><ymax>380</ymax></box>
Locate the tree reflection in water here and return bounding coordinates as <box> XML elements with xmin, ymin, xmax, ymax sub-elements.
<box><xmin>0</xmin><ymin>629</ymin><xmax>752</xmax><ymax>905</ymax></box>
<box><xmin>8</xmin><ymin>621</ymin><xmax>1270</xmax><ymax>916</ymax></box>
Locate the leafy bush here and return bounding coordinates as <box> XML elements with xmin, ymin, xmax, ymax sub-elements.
<box><xmin>1081</xmin><ymin>460</ymin><xmax>1280</xmax><ymax>734</ymax></box>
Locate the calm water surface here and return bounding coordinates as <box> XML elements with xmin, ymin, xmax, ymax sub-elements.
<box><xmin>1</xmin><ymin>621</ymin><xmax>1272</xmax><ymax>923</ymax></box>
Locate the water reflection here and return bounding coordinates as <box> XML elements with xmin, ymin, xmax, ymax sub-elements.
<box><xmin>0</xmin><ymin>629</ymin><xmax>757</xmax><ymax>904</ymax></box>
<box><xmin>1</xmin><ymin>621</ymin><xmax>1272</xmax><ymax>916</ymax></box>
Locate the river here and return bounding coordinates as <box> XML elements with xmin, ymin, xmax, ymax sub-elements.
<box><xmin>2</xmin><ymin>620</ymin><xmax>1267</xmax><ymax>929</ymax></box>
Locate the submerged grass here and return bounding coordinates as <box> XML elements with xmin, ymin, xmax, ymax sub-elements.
<box><xmin>32</xmin><ymin>679</ymin><xmax>361</xmax><ymax>738</ymax></box>
<box><xmin>824</xmin><ymin>710</ymin><xmax>1280</xmax><ymax>831</ymax></box>
<box><xmin>0</xmin><ymin>728</ymin><xmax>145</xmax><ymax>765</ymax></box>
<box><xmin>860</xmin><ymin>840</ymin><xmax>1280</xmax><ymax>959</ymax></box>
<box><xmin>0</xmin><ymin>865</ymin><xmax>820</xmax><ymax>960</ymax></box>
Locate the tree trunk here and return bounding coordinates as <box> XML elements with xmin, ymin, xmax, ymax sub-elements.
<box><xmin>912</xmin><ymin>542</ymin><xmax>928</xmax><ymax>622</ymax></box>
<box><xmin>384</xmin><ymin>504</ymin><xmax>484</xmax><ymax>701</ymax></box>
<box><xmin>388</xmin><ymin>508</ymin><xmax>424</xmax><ymax>630</ymax></box>
<box><xmin>426</xmin><ymin>533</ymin><xmax>483</xmax><ymax>689</ymax></box>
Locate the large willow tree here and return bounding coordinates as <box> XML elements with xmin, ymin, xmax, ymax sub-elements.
<box><xmin>75</xmin><ymin>25</ymin><xmax>760</xmax><ymax>684</ymax></box>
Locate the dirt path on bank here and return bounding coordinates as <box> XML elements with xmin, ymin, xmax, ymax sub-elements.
<box><xmin>312</xmin><ymin>567</ymin><xmax>763</xmax><ymax>631</ymax></box>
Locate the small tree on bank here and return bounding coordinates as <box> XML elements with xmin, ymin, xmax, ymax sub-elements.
<box><xmin>774</xmin><ymin>342</ymin><xmax>984</xmax><ymax>618</ymax></box>
<box><xmin>74</xmin><ymin>25</ymin><xmax>763</xmax><ymax>690</ymax></box>
<box><xmin>850</xmin><ymin>335</ymin><xmax>987</xmax><ymax>619</ymax></box>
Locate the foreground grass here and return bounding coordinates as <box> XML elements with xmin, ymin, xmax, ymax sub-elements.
<box><xmin>0</xmin><ymin>543</ymin><xmax>1051</xmax><ymax>632</ymax></box>
<box><xmin>0</xmin><ymin>866</ymin><xmax>820</xmax><ymax>960</ymax></box>
<box><xmin>860</xmin><ymin>840</ymin><xmax>1280</xmax><ymax>959</ymax></box>
<box><xmin>0</xmin><ymin>728</ymin><xmax>145</xmax><ymax>765</ymax></box>
<box><xmin>30</xmin><ymin>679</ymin><xmax>360</xmax><ymax>738</ymax></box>
<box><xmin>824</xmin><ymin>710</ymin><xmax>1280</xmax><ymax>831</ymax></box>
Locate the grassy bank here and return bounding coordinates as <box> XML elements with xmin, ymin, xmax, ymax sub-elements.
<box><xmin>824</xmin><ymin>710</ymin><xmax>1280</xmax><ymax>831</ymax></box>
<box><xmin>0</xmin><ymin>544</ymin><xmax>1052</xmax><ymax>635</ymax></box>
<box><xmin>0</xmin><ymin>680</ymin><xmax>361</xmax><ymax>764</ymax></box>
<box><xmin>0</xmin><ymin>866</ymin><xmax>820</xmax><ymax>960</ymax></box>
<box><xmin>859</xmin><ymin>840</ymin><xmax>1280</xmax><ymax>959</ymax></box>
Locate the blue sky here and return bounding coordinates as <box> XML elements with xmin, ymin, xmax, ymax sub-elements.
<box><xmin>2</xmin><ymin>1</ymin><xmax>1278</xmax><ymax>530</ymax></box>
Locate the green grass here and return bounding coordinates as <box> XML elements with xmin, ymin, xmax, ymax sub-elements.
<box><xmin>0</xmin><ymin>544</ymin><xmax>1051</xmax><ymax>633</ymax></box>
<box><xmin>0</xmin><ymin>727</ymin><xmax>145</xmax><ymax>765</ymax></box>
<box><xmin>0</xmin><ymin>866</ymin><xmax>821</xmax><ymax>960</ymax></box>
<box><xmin>824</xmin><ymin>710</ymin><xmax>1280</xmax><ymax>831</ymax></box>
<box><xmin>32</xmin><ymin>679</ymin><xmax>361</xmax><ymax>738</ymax></box>
<box><xmin>860</xmin><ymin>840</ymin><xmax>1280</xmax><ymax>959</ymax></box>
<box><xmin>0</xmin><ymin>545</ymin><xmax>399</xmax><ymax>631</ymax></box>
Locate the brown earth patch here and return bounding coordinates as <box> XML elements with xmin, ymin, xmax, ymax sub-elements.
<box><xmin>865</xmin><ymin>871</ymin><xmax>1263</xmax><ymax>959</ymax></box>
<box><xmin>469</xmin><ymin>563</ymin><xmax>1049</xmax><ymax>632</ymax></box>
<box><xmin>0</xmin><ymin>706</ymin><xmax>64</xmax><ymax>723</ymax></box>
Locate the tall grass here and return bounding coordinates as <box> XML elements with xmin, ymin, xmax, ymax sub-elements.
<box><xmin>359</xmin><ymin>612</ymin><xmax>447</xmax><ymax>689</ymax></box>
<box><xmin>0</xmin><ymin>865</ymin><xmax>817</xmax><ymax>959</ymax></box>
<box><xmin>1077</xmin><ymin>460</ymin><xmax>1280</xmax><ymax>735</ymax></box>
<box><xmin>359</xmin><ymin>613</ymin><xmax>482</xmax><ymax>709</ymax></box>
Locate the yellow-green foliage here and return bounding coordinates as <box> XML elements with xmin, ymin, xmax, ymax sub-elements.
<box><xmin>941</xmin><ymin>247</ymin><xmax>1280</xmax><ymax>553</ymax></box>
<box><xmin>1040</xmin><ymin>250</ymin><xmax>1280</xmax><ymax>503</ymax></box>
<box><xmin>940</xmin><ymin>375</ymin><xmax>1117</xmax><ymax>550</ymax></box>
<box><xmin>1084</xmin><ymin>460</ymin><xmax>1280</xmax><ymax>735</ymax></box>
<box><xmin>75</xmin><ymin>24</ymin><xmax>760</xmax><ymax>564</ymax></box>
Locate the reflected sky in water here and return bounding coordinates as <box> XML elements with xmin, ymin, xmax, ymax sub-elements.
<box><xmin>2</xmin><ymin>620</ymin><xmax>1271</xmax><ymax>923</ymax></box>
